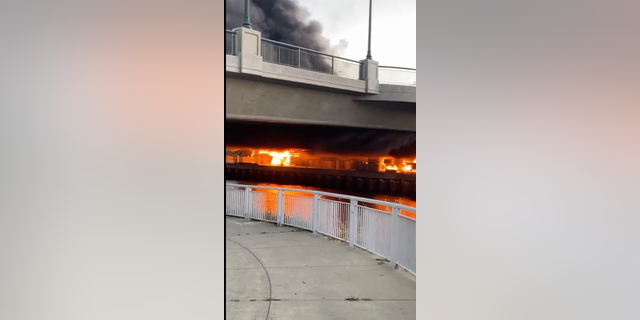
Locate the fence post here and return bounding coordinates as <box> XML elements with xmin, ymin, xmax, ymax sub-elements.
<box><xmin>312</xmin><ymin>194</ymin><xmax>320</xmax><ymax>234</ymax></box>
<box><xmin>331</xmin><ymin>57</ymin><xmax>334</xmax><ymax>75</ymax></box>
<box><xmin>276</xmin><ymin>189</ymin><xmax>284</xmax><ymax>227</ymax></box>
<box><xmin>389</xmin><ymin>206</ymin><xmax>399</xmax><ymax>268</ymax></box>
<box><xmin>298</xmin><ymin>48</ymin><xmax>301</xmax><ymax>68</ymax></box>
<box><xmin>348</xmin><ymin>199</ymin><xmax>358</xmax><ymax>248</ymax></box>
<box><xmin>244</xmin><ymin>187</ymin><xmax>252</xmax><ymax>221</ymax></box>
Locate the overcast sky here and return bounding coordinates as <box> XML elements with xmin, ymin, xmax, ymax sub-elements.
<box><xmin>290</xmin><ymin>0</ymin><xmax>416</xmax><ymax>69</ymax></box>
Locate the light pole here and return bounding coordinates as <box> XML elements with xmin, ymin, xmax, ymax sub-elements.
<box><xmin>366</xmin><ymin>0</ymin><xmax>372</xmax><ymax>59</ymax></box>
<box><xmin>242</xmin><ymin>0</ymin><xmax>252</xmax><ymax>29</ymax></box>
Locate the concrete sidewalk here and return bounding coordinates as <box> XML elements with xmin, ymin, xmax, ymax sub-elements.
<box><xmin>225</xmin><ymin>216</ymin><xmax>416</xmax><ymax>320</ymax></box>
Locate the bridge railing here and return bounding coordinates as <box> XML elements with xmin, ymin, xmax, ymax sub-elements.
<box><xmin>378</xmin><ymin>66</ymin><xmax>417</xmax><ymax>86</ymax></box>
<box><xmin>261</xmin><ymin>38</ymin><xmax>362</xmax><ymax>80</ymax></box>
<box><xmin>225</xmin><ymin>182</ymin><xmax>416</xmax><ymax>275</ymax></box>
<box><xmin>225</xmin><ymin>30</ymin><xmax>236</xmax><ymax>55</ymax></box>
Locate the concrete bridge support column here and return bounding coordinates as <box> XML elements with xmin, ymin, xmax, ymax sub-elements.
<box><xmin>346</xmin><ymin>177</ymin><xmax>354</xmax><ymax>190</ymax></box>
<box><xmin>232</xmin><ymin>27</ymin><xmax>263</xmax><ymax>76</ymax></box>
<box><xmin>390</xmin><ymin>180</ymin><xmax>400</xmax><ymax>194</ymax></box>
<box><xmin>360</xmin><ymin>58</ymin><xmax>380</xmax><ymax>94</ymax></box>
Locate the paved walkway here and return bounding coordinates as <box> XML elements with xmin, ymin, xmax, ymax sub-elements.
<box><xmin>225</xmin><ymin>216</ymin><xmax>416</xmax><ymax>320</ymax></box>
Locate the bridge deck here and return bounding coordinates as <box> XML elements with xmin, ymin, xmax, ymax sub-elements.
<box><xmin>225</xmin><ymin>216</ymin><xmax>416</xmax><ymax>319</ymax></box>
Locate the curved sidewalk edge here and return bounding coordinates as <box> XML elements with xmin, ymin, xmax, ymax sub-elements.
<box><xmin>225</xmin><ymin>216</ymin><xmax>416</xmax><ymax>320</ymax></box>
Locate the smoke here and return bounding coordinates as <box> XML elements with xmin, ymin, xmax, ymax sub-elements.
<box><xmin>388</xmin><ymin>140</ymin><xmax>417</xmax><ymax>159</ymax></box>
<box><xmin>225</xmin><ymin>122</ymin><xmax>416</xmax><ymax>158</ymax></box>
<box><xmin>311</xmin><ymin>130</ymin><xmax>415</xmax><ymax>158</ymax></box>
<box><xmin>333</xmin><ymin>39</ymin><xmax>349</xmax><ymax>57</ymax></box>
<box><xmin>225</xmin><ymin>0</ymin><xmax>349</xmax><ymax>55</ymax></box>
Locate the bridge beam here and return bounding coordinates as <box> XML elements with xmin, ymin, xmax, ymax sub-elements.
<box><xmin>225</xmin><ymin>77</ymin><xmax>416</xmax><ymax>131</ymax></box>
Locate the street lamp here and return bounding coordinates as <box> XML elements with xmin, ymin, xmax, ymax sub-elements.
<box><xmin>366</xmin><ymin>0</ymin><xmax>372</xmax><ymax>59</ymax></box>
<box><xmin>242</xmin><ymin>0</ymin><xmax>252</xmax><ymax>29</ymax></box>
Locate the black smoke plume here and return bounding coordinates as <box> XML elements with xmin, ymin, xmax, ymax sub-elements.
<box><xmin>225</xmin><ymin>121</ymin><xmax>416</xmax><ymax>159</ymax></box>
<box><xmin>225</xmin><ymin>0</ymin><xmax>348</xmax><ymax>55</ymax></box>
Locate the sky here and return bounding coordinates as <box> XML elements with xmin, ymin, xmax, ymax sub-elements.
<box><xmin>295</xmin><ymin>0</ymin><xmax>416</xmax><ymax>68</ymax></box>
<box><xmin>261</xmin><ymin>0</ymin><xmax>416</xmax><ymax>69</ymax></box>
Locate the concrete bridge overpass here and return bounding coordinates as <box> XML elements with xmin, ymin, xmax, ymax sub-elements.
<box><xmin>225</xmin><ymin>28</ymin><xmax>416</xmax><ymax>132</ymax></box>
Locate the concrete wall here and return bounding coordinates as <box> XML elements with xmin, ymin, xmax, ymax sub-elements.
<box><xmin>225</xmin><ymin>75</ymin><xmax>416</xmax><ymax>131</ymax></box>
<box><xmin>226</xmin><ymin>52</ymin><xmax>368</xmax><ymax>93</ymax></box>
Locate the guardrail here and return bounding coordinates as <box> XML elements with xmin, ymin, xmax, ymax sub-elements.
<box><xmin>225</xmin><ymin>182</ymin><xmax>416</xmax><ymax>275</ymax></box>
<box><xmin>378</xmin><ymin>66</ymin><xmax>416</xmax><ymax>86</ymax></box>
<box><xmin>225</xmin><ymin>29</ymin><xmax>417</xmax><ymax>87</ymax></box>
<box><xmin>225</xmin><ymin>30</ymin><xmax>235</xmax><ymax>55</ymax></box>
<box><xmin>261</xmin><ymin>38</ymin><xmax>362</xmax><ymax>80</ymax></box>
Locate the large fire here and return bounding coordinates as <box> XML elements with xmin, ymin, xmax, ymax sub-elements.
<box><xmin>380</xmin><ymin>158</ymin><xmax>416</xmax><ymax>173</ymax></box>
<box><xmin>227</xmin><ymin>147</ymin><xmax>416</xmax><ymax>174</ymax></box>
<box><xmin>258</xmin><ymin>150</ymin><xmax>299</xmax><ymax>166</ymax></box>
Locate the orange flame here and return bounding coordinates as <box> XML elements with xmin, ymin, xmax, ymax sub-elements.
<box><xmin>258</xmin><ymin>150</ymin><xmax>301</xmax><ymax>166</ymax></box>
<box><xmin>235</xmin><ymin>147</ymin><xmax>416</xmax><ymax>173</ymax></box>
<box><xmin>379</xmin><ymin>157</ymin><xmax>416</xmax><ymax>173</ymax></box>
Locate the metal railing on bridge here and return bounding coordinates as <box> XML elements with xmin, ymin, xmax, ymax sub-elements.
<box><xmin>225</xmin><ymin>182</ymin><xmax>417</xmax><ymax>275</ymax></box>
<box><xmin>225</xmin><ymin>29</ymin><xmax>417</xmax><ymax>87</ymax></box>
<box><xmin>261</xmin><ymin>38</ymin><xmax>362</xmax><ymax>80</ymax></box>
<box><xmin>379</xmin><ymin>66</ymin><xmax>417</xmax><ymax>86</ymax></box>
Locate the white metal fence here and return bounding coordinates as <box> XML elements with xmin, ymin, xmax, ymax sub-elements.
<box><xmin>261</xmin><ymin>38</ymin><xmax>362</xmax><ymax>80</ymax></box>
<box><xmin>378</xmin><ymin>66</ymin><xmax>417</xmax><ymax>86</ymax></box>
<box><xmin>225</xmin><ymin>30</ymin><xmax>417</xmax><ymax>86</ymax></box>
<box><xmin>225</xmin><ymin>182</ymin><xmax>416</xmax><ymax>275</ymax></box>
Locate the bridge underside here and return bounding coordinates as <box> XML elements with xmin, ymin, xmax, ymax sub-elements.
<box><xmin>225</xmin><ymin>75</ymin><xmax>416</xmax><ymax>132</ymax></box>
<box><xmin>225</xmin><ymin>120</ymin><xmax>416</xmax><ymax>159</ymax></box>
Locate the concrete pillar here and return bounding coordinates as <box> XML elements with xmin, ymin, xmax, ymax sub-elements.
<box><xmin>232</xmin><ymin>27</ymin><xmax>263</xmax><ymax>76</ymax></box>
<box><xmin>326</xmin><ymin>175</ymin><xmax>335</xmax><ymax>188</ymax></box>
<box><xmin>359</xmin><ymin>58</ymin><xmax>380</xmax><ymax>94</ymax></box>
<box><xmin>379</xmin><ymin>179</ymin><xmax>389</xmax><ymax>192</ymax></box>
<box><xmin>296</xmin><ymin>173</ymin><xmax>304</xmax><ymax>185</ymax></box>
<box><xmin>367</xmin><ymin>178</ymin><xmax>376</xmax><ymax>192</ymax></box>
<box><xmin>346</xmin><ymin>177</ymin><xmax>354</xmax><ymax>190</ymax></box>
<box><xmin>401</xmin><ymin>181</ymin><xmax>411</xmax><ymax>194</ymax></box>
<box><xmin>335</xmin><ymin>176</ymin><xmax>344</xmax><ymax>189</ymax></box>
<box><xmin>390</xmin><ymin>180</ymin><xmax>400</xmax><ymax>193</ymax></box>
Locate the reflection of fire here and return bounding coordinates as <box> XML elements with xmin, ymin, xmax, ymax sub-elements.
<box><xmin>250</xmin><ymin>183</ymin><xmax>416</xmax><ymax>219</ymax></box>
